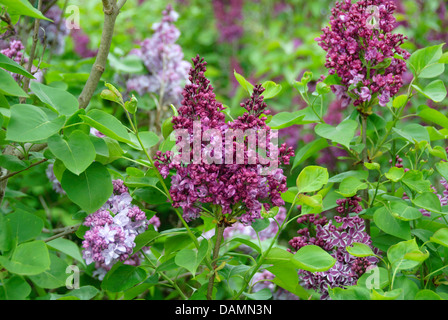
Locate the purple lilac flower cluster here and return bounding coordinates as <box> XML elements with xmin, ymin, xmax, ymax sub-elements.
<box><xmin>70</xmin><ymin>27</ymin><xmax>97</xmax><ymax>58</ymax></box>
<box><xmin>82</xmin><ymin>180</ymin><xmax>160</xmax><ymax>279</ymax></box>
<box><xmin>39</xmin><ymin>5</ymin><xmax>70</xmax><ymax>56</ymax></box>
<box><xmin>126</xmin><ymin>5</ymin><xmax>190</xmax><ymax>107</ymax></box>
<box><xmin>212</xmin><ymin>0</ymin><xmax>244</xmax><ymax>43</ymax></box>
<box><xmin>316</xmin><ymin>0</ymin><xmax>410</xmax><ymax>108</ymax></box>
<box><xmin>155</xmin><ymin>56</ymin><xmax>294</xmax><ymax>224</ymax></box>
<box><xmin>288</xmin><ymin>209</ymin><xmax>378</xmax><ymax>300</ymax></box>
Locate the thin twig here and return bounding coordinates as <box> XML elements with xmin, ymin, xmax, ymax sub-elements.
<box><xmin>0</xmin><ymin>159</ymin><xmax>48</xmax><ymax>182</ymax></box>
<box><xmin>43</xmin><ymin>223</ymin><xmax>81</xmax><ymax>242</ymax></box>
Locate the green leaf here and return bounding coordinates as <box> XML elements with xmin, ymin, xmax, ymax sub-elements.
<box><xmin>234</xmin><ymin>70</ymin><xmax>254</xmax><ymax>95</ymax></box>
<box><xmin>124</xmin><ymin>95</ymin><xmax>138</xmax><ymax>114</ymax></box>
<box><xmin>0</xmin><ymin>69</ymin><xmax>29</xmax><ymax>97</ymax></box>
<box><xmin>337</xmin><ymin>176</ymin><xmax>367</xmax><ymax>197</ymax></box>
<box><xmin>0</xmin><ymin>154</ymin><xmax>27</xmax><ymax>171</ymax></box>
<box><xmin>291</xmin><ymin>245</ymin><xmax>336</xmax><ymax>272</ymax></box>
<box><xmin>408</xmin><ymin>44</ymin><xmax>444</xmax><ymax>78</ymax></box>
<box><xmin>46</xmin><ymin>238</ymin><xmax>86</xmax><ymax>267</ymax></box>
<box><xmin>0</xmin><ymin>275</ymin><xmax>31</xmax><ymax>300</ymax></box>
<box><xmin>0</xmin><ymin>0</ymin><xmax>51</xmax><ymax>20</ymax></box>
<box><xmin>412</xmin><ymin>80</ymin><xmax>447</xmax><ymax>103</ymax></box>
<box><xmin>61</xmin><ymin>162</ymin><xmax>113</xmax><ymax>214</ymax></box>
<box><xmin>329</xmin><ymin>286</ymin><xmax>371</xmax><ymax>300</ymax></box>
<box><xmin>52</xmin><ymin>286</ymin><xmax>99</xmax><ymax>300</ymax></box>
<box><xmin>435</xmin><ymin>161</ymin><xmax>448</xmax><ymax>182</ymax></box>
<box><xmin>30</xmin><ymin>81</ymin><xmax>79</xmax><ymax>116</ymax></box>
<box><xmin>48</xmin><ymin>131</ymin><xmax>96</xmax><ymax>175</ymax></box>
<box><xmin>28</xmin><ymin>253</ymin><xmax>69</xmax><ymax>289</ymax></box>
<box><xmin>346</xmin><ymin>242</ymin><xmax>375</xmax><ymax>257</ymax></box>
<box><xmin>373</xmin><ymin>206</ymin><xmax>411</xmax><ymax>240</ymax></box>
<box><xmin>429</xmin><ymin>228</ymin><xmax>448</xmax><ymax>247</ymax></box>
<box><xmin>296</xmin><ymin>165</ymin><xmax>329</xmax><ymax>193</ymax></box>
<box><xmin>174</xmin><ymin>239</ymin><xmax>208</xmax><ymax>277</ymax></box>
<box><xmin>261</xmin><ymin>81</ymin><xmax>282</xmax><ymax>99</ymax></box>
<box><xmin>412</xmin><ymin>192</ymin><xmax>442</xmax><ymax>214</ymax></box>
<box><xmin>0</xmin><ymin>53</ymin><xmax>34</xmax><ymax>79</ymax></box>
<box><xmin>133</xmin><ymin>230</ymin><xmax>160</xmax><ymax>254</ymax></box>
<box><xmin>371</xmin><ymin>289</ymin><xmax>403</xmax><ymax>300</ymax></box>
<box><xmin>0</xmin><ymin>240</ymin><xmax>50</xmax><ymax>275</ymax></box>
<box><xmin>251</xmin><ymin>217</ymin><xmax>270</xmax><ymax>233</ymax></box>
<box><xmin>80</xmin><ymin>109</ymin><xmax>131</xmax><ymax>144</ymax></box>
<box><xmin>291</xmin><ymin>138</ymin><xmax>328</xmax><ymax>172</ymax></box>
<box><xmin>0</xmin><ymin>213</ymin><xmax>11</xmax><ymax>252</ymax></box>
<box><xmin>314</xmin><ymin>119</ymin><xmax>358</xmax><ymax>149</ymax></box>
<box><xmin>229</xmin><ymin>237</ymin><xmax>261</xmax><ymax>254</ymax></box>
<box><xmin>389</xmin><ymin>201</ymin><xmax>422</xmax><ymax>221</ymax></box>
<box><xmin>415</xmin><ymin>289</ymin><xmax>442</xmax><ymax>300</ymax></box>
<box><xmin>418</xmin><ymin>105</ymin><xmax>448</xmax><ymax>129</ymax></box>
<box><xmin>385</xmin><ymin>167</ymin><xmax>405</xmax><ymax>182</ymax></box>
<box><xmin>401</xmin><ymin>170</ymin><xmax>432</xmax><ymax>194</ymax></box>
<box><xmin>357</xmin><ymin>267</ymin><xmax>390</xmax><ymax>290</ymax></box>
<box><xmin>393</xmin><ymin>123</ymin><xmax>430</xmax><ymax>144</ymax></box>
<box><xmin>129</xmin><ymin>131</ymin><xmax>160</xmax><ymax>150</ymax></box>
<box><xmin>268</xmin><ymin>111</ymin><xmax>305</xmax><ymax>129</ymax></box>
<box><xmin>7</xmin><ymin>210</ymin><xmax>43</xmax><ymax>244</ymax></box>
<box><xmin>328</xmin><ymin>170</ymin><xmax>368</xmax><ymax>183</ymax></box>
<box><xmin>387</xmin><ymin>238</ymin><xmax>422</xmax><ymax>271</ymax></box>
<box><xmin>6</xmin><ymin>104</ymin><xmax>66</xmax><ymax>143</ymax></box>
<box><xmin>296</xmin><ymin>194</ymin><xmax>323</xmax><ymax>215</ymax></box>
<box><xmin>102</xmin><ymin>264</ymin><xmax>147</xmax><ymax>292</ymax></box>
<box><xmin>364</xmin><ymin>162</ymin><xmax>380</xmax><ymax>171</ymax></box>
<box><xmin>242</xmin><ymin>288</ymin><xmax>272</xmax><ymax>300</ymax></box>
<box><xmin>392</xmin><ymin>94</ymin><xmax>408</xmax><ymax>109</ymax></box>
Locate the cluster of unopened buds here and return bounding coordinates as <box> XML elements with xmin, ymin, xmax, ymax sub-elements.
<box><xmin>389</xmin><ymin>154</ymin><xmax>409</xmax><ymax>171</ymax></box>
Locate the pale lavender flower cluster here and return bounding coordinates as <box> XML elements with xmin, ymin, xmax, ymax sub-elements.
<box><xmin>289</xmin><ymin>210</ymin><xmax>378</xmax><ymax>300</ymax></box>
<box><xmin>126</xmin><ymin>5</ymin><xmax>190</xmax><ymax>107</ymax></box>
<box><xmin>155</xmin><ymin>56</ymin><xmax>294</xmax><ymax>225</ymax></box>
<box><xmin>82</xmin><ymin>180</ymin><xmax>160</xmax><ymax>279</ymax></box>
<box><xmin>212</xmin><ymin>0</ymin><xmax>244</xmax><ymax>43</ymax></box>
<box><xmin>316</xmin><ymin>0</ymin><xmax>410</xmax><ymax>108</ymax></box>
<box><xmin>39</xmin><ymin>5</ymin><xmax>70</xmax><ymax>56</ymax></box>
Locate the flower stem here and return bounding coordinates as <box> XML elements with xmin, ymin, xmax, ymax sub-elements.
<box><xmin>206</xmin><ymin>221</ymin><xmax>226</xmax><ymax>300</ymax></box>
